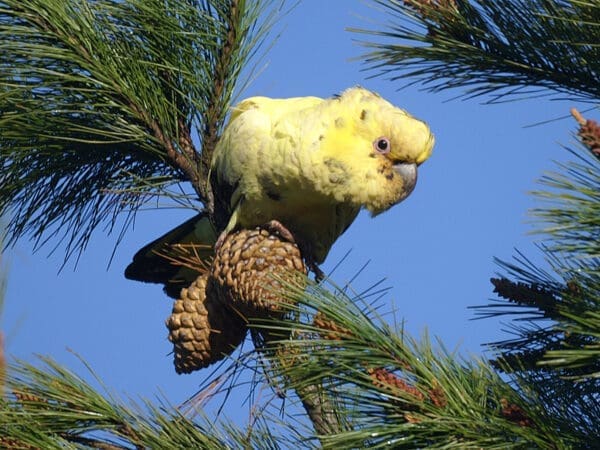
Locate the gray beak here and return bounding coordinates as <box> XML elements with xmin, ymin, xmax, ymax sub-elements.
<box><xmin>393</xmin><ymin>162</ymin><xmax>418</xmax><ymax>201</ymax></box>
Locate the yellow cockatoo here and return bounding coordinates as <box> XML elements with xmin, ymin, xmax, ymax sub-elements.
<box><xmin>126</xmin><ymin>87</ymin><xmax>434</xmax><ymax>294</ymax></box>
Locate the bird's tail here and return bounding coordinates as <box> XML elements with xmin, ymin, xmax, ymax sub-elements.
<box><xmin>124</xmin><ymin>213</ymin><xmax>217</xmax><ymax>298</ymax></box>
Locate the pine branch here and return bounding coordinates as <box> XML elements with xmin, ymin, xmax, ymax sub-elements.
<box><xmin>478</xmin><ymin>256</ymin><xmax>600</xmax><ymax>379</ymax></box>
<box><xmin>197</xmin><ymin>0</ymin><xmax>243</xmax><ymax>217</ymax></box>
<box><xmin>482</xmin><ymin>277</ymin><xmax>561</xmax><ymax>319</ymax></box>
<box><xmin>1</xmin><ymin>266</ymin><xmax>594</xmax><ymax>447</ymax></box>
<box><xmin>1</xmin><ymin>355</ymin><xmax>288</xmax><ymax>449</ymax></box>
<box><xmin>353</xmin><ymin>0</ymin><xmax>600</xmax><ymax>102</ymax></box>
<box><xmin>251</xmin><ymin>280</ymin><xmax>581</xmax><ymax>449</ymax></box>
<box><xmin>474</xmin><ymin>111</ymin><xmax>600</xmax><ymax>386</ymax></box>
<box><xmin>296</xmin><ymin>382</ymin><xmax>343</xmax><ymax>438</ymax></box>
<box><xmin>355</xmin><ymin>1</ymin><xmax>600</xmax><ymax>387</ymax></box>
<box><xmin>0</xmin><ymin>0</ymin><xmax>277</xmax><ymax>262</ymax></box>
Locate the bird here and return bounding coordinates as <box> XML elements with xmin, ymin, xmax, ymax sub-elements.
<box><xmin>125</xmin><ymin>86</ymin><xmax>434</xmax><ymax>295</ymax></box>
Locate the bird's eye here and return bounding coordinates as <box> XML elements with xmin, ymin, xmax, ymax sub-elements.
<box><xmin>373</xmin><ymin>137</ymin><xmax>390</xmax><ymax>154</ymax></box>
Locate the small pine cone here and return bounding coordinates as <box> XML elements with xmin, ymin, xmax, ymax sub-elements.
<box><xmin>367</xmin><ymin>367</ymin><xmax>425</xmax><ymax>402</ymax></box>
<box><xmin>313</xmin><ymin>311</ymin><xmax>352</xmax><ymax>340</ymax></box>
<box><xmin>0</xmin><ymin>437</ymin><xmax>38</xmax><ymax>450</ymax></box>
<box><xmin>13</xmin><ymin>390</ymin><xmax>45</xmax><ymax>404</ymax></box>
<box><xmin>579</xmin><ymin>118</ymin><xmax>600</xmax><ymax>155</ymax></box>
<box><xmin>166</xmin><ymin>274</ymin><xmax>247</xmax><ymax>374</ymax></box>
<box><xmin>209</xmin><ymin>227</ymin><xmax>307</xmax><ymax>318</ymax></box>
<box><xmin>500</xmin><ymin>398</ymin><xmax>533</xmax><ymax>427</ymax></box>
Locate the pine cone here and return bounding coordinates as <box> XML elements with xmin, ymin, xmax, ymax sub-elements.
<box><xmin>166</xmin><ymin>274</ymin><xmax>247</xmax><ymax>374</ymax></box>
<box><xmin>313</xmin><ymin>311</ymin><xmax>352</xmax><ymax>340</ymax></box>
<box><xmin>579</xmin><ymin>118</ymin><xmax>600</xmax><ymax>155</ymax></box>
<box><xmin>209</xmin><ymin>227</ymin><xmax>307</xmax><ymax>319</ymax></box>
<box><xmin>0</xmin><ymin>437</ymin><xmax>38</xmax><ymax>450</ymax></box>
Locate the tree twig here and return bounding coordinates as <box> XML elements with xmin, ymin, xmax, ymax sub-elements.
<box><xmin>61</xmin><ymin>434</ymin><xmax>132</xmax><ymax>450</ymax></box>
<box><xmin>200</xmin><ymin>0</ymin><xmax>241</xmax><ymax>219</ymax></box>
<box><xmin>296</xmin><ymin>382</ymin><xmax>342</xmax><ymax>438</ymax></box>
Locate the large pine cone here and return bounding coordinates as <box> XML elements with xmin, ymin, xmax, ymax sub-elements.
<box><xmin>166</xmin><ymin>227</ymin><xmax>308</xmax><ymax>374</ymax></box>
<box><xmin>166</xmin><ymin>274</ymin><xmax>247</xmax><ymax>374</ymax></box>
<box><xmin>209</xmin><ymin>227</ymin><xmax>307</xmax><ymax>319</ymax></box>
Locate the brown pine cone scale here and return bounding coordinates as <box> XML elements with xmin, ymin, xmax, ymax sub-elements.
<box><xmin>209</xmin><ymin>227</ymin><xmax>307</xmax><ymax>318</ymax></box>
<box><xmin>166</xmin><ymin>274</ymin><xmax>246</xmax><ymax>374</ymax></box>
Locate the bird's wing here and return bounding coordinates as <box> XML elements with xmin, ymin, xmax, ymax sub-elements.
<box><xmin>211</xmin><ymin>95</ymin><xmax>325</xmax><ymax>231</ymax></box>
<box><xmin>124</xmin><ymin>213</ymin><xmax>217</xmax><ymax>298</ymax></box>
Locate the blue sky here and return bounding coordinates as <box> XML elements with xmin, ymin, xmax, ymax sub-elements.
<box><xmin>1</xmin><ymin>0</ymin><xmax>585</xmax><ymax>422</ymax></box>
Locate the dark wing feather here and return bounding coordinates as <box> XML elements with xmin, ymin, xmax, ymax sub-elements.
<box><xmin>125</xmin><ymin>213</ymin><xmax>217</xmax><ymax>298</ymax></box>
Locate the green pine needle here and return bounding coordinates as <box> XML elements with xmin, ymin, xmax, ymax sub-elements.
<box><xmin>477</xmin><ymin>140</ymin><xmax>600</xmax><ymax>381</ymax></box>
<box><xmin>352</xmin><ymin>0</ymin><xmax>599</xmax><ymax>103</ymax></box>
<box><xmin>1</xmin><ymin>354</ymin><xmax>281</xmax><ymax>448</ymax></box>
<box><xmin>247</xmin><ymin>278</ymin><xmax>579</xmax><ymax>449</ymax></box>
<box><xmin>2</xmin><ymin>278</ymin><xmax>587</xmax><ymax>448</ymax></box>
<box><xmin>0</xmin><ymin>0</ymin><xmax>279</xmax><ymax>263</ymax></box>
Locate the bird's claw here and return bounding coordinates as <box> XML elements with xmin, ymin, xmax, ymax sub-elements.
<box><xmin>214</xmin><ymin>230</ymin><xmax>228</xmax><ymax>252</ymax></box>
<box><xmin>309</xmin><ymin>261</ymin><xmax>325</xmax><ymax>283</ymax></box>
<box><xmin>264</xmin><ymin>220</ymin><xmax>324</xmax><ymax>281</ymax></box>
<box><xmin>264</xmin><ymin>220</ymin><xmax>297</xmax><ymax>244</ymax></box>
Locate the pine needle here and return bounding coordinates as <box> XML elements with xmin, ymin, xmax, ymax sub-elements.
<box><xmin>352</xmin><ymin>0</ymin><xmax>599</xmax><ymax>103</ymax></box>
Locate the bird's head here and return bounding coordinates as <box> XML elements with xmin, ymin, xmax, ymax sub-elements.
<box><xmin>321</xmin><ymin>87</ymin><xmax>434</xmax><ymax>215</ymax></box>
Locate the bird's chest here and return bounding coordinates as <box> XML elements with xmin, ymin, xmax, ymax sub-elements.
<box><xmin>232</xmin><ymin>121</ymin><xmax>360</xmax><ymax>260</ymax></box>
<box><xmin>238</xmin><ymin>181</ymin><xmax>359</xmax><ymax>263</ymax></box>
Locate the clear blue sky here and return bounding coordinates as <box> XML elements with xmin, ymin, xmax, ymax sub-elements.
<box><xmin>1</xmin><ymin>0</ymin><xmax>583</xmax><ymax>421</ymax></box>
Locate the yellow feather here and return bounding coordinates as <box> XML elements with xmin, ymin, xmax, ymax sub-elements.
<box><xmin>212</xmin><ymin>86</ymin><xmax>435</xmax><ymax>263</ymax></box>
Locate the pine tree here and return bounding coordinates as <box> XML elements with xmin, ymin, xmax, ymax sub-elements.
<box><xmin>0</xmin><ymin>0</ymin><xmax>598</xmax><ymax>448</ymax></box>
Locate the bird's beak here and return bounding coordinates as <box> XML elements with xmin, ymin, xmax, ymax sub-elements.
<box><xmin>393</xmin><ymin>162</ymin><xmax>418</xmax><ymax>202</ymax></box>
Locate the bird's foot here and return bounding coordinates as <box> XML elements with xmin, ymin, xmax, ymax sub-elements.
<box><xmin>292</xmin><ymin>237</ymin><xmax>325</xmax><ymax>282</ymax></box>
<box><xmin>214</xmin><ymin>230</ymin><xmax>229</xmax><ymax>252</ymax></box>
<box><xmin>216</xmin><ymin>220</ymin><xmax>296</xmax><ymax>253</ymax></box>
<box><xmin>308</xmin><ymin>260</ymin><xmax>325</xmax><ymax>283</ymax></box>
<box><xmin>264</xmin><ymin>219</ymin><xmax>297</xmax><ymax>244</ymax></box>
<box><xmin>263</xmin><ymin>220</ymin><xmax>324</xmax><ymax>281</ymax></box>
